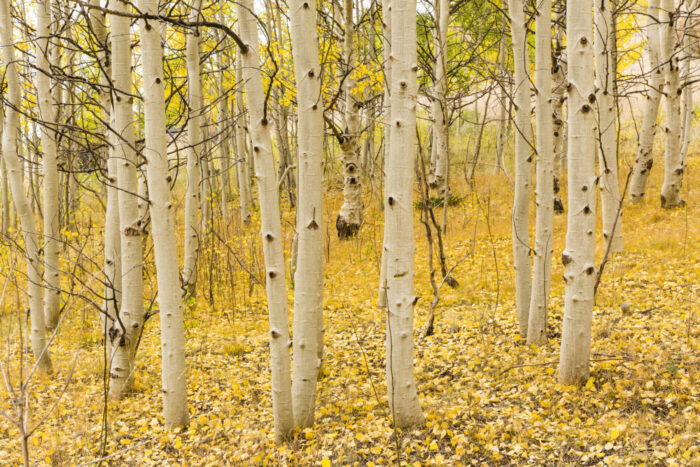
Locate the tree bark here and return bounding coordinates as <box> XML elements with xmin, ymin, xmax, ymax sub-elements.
<box><xmin>507</xmin><ymin>0</ymin><xmax>533</xmax><ymax>337</ymax></box>
<box><xmin>428</xmin><ymin>0</ymin><xmax>449</xmax><ymax>196</ymax></box>
<box><xmin>137</xmin><ymin>0</ymin><xmax>189</xmax><ymax>428</ymax></box>
<box><xmin>527</xmin><ymin>0</ymin><xmax>553</xmax><ymax>345</ymax></box>
<box><xmin>558</xmin><ymin>0</ymin><xmax>597</xmax><ymax>385</ymax></box>
<box><xmin>237</xmin><ymin>0</ymin><xmax>294</xmax><ymax>441</ymax></box>
<box><xmin>595</xmin><ymin>0</ymin><xmax>623</xmax><ymax>253</ymax></box>
<box><xmin>659</xmin><ymin>0</ymin><xmax>684</xmax><ymax>208</ymax></box>
<box><xmin>234</xmin><ymin>53</ymin><xmax>252</xmax><ymax>226</ymax></box>
<box><xmin>385</xmin><ymin>0</ymin><xmax>424</xmax><ymax>429</ymax></box>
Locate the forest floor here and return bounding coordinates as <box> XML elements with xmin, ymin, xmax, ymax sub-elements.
<box><xmin>0</xmin><ymin>151</ymin><xmax>699</xmax><ymax>466</ymax></box>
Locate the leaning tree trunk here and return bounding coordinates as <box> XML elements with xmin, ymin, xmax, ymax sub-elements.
<box><xmin>0</xmin><ymin>0</ymin><xmax>51</xmax><ymax>371</ymax></box>
<box><xmin>507</xmin><ymin>0</ymin><xmax>533</xmax><ymax>337</ymax></box>
<box><xmin>630</xmin><ymin>0</ymin><xmax>662</xmax><ymax>201</ymax></box>
<box><xmin>527</xmin><ymin>0</ymin><xmax>553</xmax><ymax>346</ymax></box>
<box><xmin>559</xmin><ymin>0</ymin><xmax>597</xmax><ymax>385</ymax></box>
<box><xmin>237</xmin><ymin>0</ymin><xmax>294</xmax><ymax>441</ymax></box>
<box><xmin>336</xmin><ymin>0</ymin><xmax>363</xmax><ymax>239</ymax></box>
<box><xmin>182</xmin><ymin>0</ymin><xmax>203</xmax><ymax>299</ymax></box>
<box><xmin>137</xmin><ymin>0</ymin><xmax>188</xmax><ymax>428</ymax></box>
<box><xmin>109</xmin><ymin>0</ymin><xmax>145</xmax><ymax>400</ymax></box>
<box><xmin>428</xmin><ymin>0</ymin><xmax>449</xmax><ymax>196</ymax></box>
<box><xmin>289</xmin><ymin>0</ymin><xmax>325</xmax><ymax>429</ymax></box>
<box><xmin>659</xmin><ymin>0</ymin><xmax>684</xmax><ymax>208</ymax></box>
<box><xmin>595</xmin><ymin>0</ymin><xmax>623</xmax><ymax>253</ymax></box>
<box><xmin>385</xmin><ymin>0</ymin><xmax>424</xmax><ymax>428</ymax></box>
<box><xmin>36</xmin><ymin>0</ymin><xmax>61</xmax><ymax>330</ymax></box>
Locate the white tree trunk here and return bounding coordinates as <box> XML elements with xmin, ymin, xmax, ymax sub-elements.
<box><xmin>659</xmin><ymin>0</ymin><xmax>684</xmax><ymax>208</ymax></box>
<box><xmin>289</xmin><ymin>0</ymin><xmax>325</xmax><ymax>428</ymax></box>
<box><xmin>558</xmin><ymin>0</ymin><xmax>597</xmax><ymax>385</ymax></box>
<box><xmin>237</xmin><ymin>0</ymin><xmax>294</xmax><ymax>440</ymax></box>
<box><xmin>109</xmin><ymin>0</ymin><xmax>145</xmax><ymax>400</ymax></box>
<box><xmin>182</xmin><ymin>0</ymin><xmax>203</xmax><ymax>298</ymax></box>
<box><xmin>36</xmin><ymin>0</ymin><xmax>61</xmax><ymax>330</ymax></box>
<box><xmin>527</xmin><ymin>0</ymin><xmax>553</xmax><ymax>345</ymax></box>
<box><xmin>595</xmin><ymin>0</ymin><xmax>623</xmax><ymax>253</ymax></box>
<box><xmin>336</xmin><ymin>0</ymin><xmax>363</xmax><ymax>239</ymax></box>
<box><xmin>377</xmin><ymin>0</ymin><xmax>392</xmax><ymax>309</ymax></box>
<box><xmin>0</xmin><ymin>0</ymin><xmax>51</xmax><ymax>371</ymax></box>
<box><xmin>137</xmin><ymin>0</ymin><xmax>188</xmax><ymax>428</ymax></box>
<box><xmin>428</xmin><ymin>0</ymin><xmax>449</xmax><ymax>195</ymax></box>
<box><xmin>216</xmin><ymin>12</ymin><xmax>231</xmax><ymax>222</ymax></box>
<box><xmin>630</xmin><ymin>0</ymin><xmax>663</xmax><ymax>201</ymax></box>
<box><xmin>507</xmin><ymin>0</ymin><xmax>533</xmax><ymax>337</ymax></box>
<box><xmin>234</xmin><ymin>53</ymin><xmax>252</xmax><ymax>226</ymax></box>
<box><xmin>385</xmin><ymin>0</ymin><xmax>424</xmax><ymax>428</ymax></box>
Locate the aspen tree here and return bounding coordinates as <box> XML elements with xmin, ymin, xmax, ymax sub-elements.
<box><xmin>595</xmin><ymin>0</ymin><xmax>623</xmax><ymax>253</ymax></box>
<box><xmin>428</xmin><ymin>0</ymin><xmax>449</xmax><ymax>196</ymax></box>
<box><xmin>558</xmin><ymin>0</ymin><xmax>597</xmax><ymax>385</ymax></box>
<box><xmin>377</xmin><ymin>0</ymin><xmax>391</xmax><ymax>309</ymax></box>
<box><xmin>182</xmin><ymin>0</ymin><xmax>203</xmax><ymax>298</ymax></box>
<box><xmin>336</xmin><ymin>0</ymin><xmax>363</xmax><ymax>239</ymax></box>
<box><xmin>137</xmin><ymin>0</ymin><xmax>188</xmax><ymax>428</ymax></box>
<box><xmin>289</xmin><ymin>0</ymin><xmax>325</xmax><ymax>428</ymax></box>
<box><xmin>216</xmin><ymin>8</ymin><xmax>231</xmax><ymax>222</ymax></box>
<box><xmin>236</xmin><ymin>0</ymin><xmax>294</xmax><ymax>440</ymax></box>
<box><xmin>507</xmin><ymin>0</ymin><xmax>533</xmax><ymax>337</ymax></box>
<box><xmin>552</xmin><ymin>5</ymin><xmax>566</xmax><ymax>214</ymax></box>
<box><xmin>659</xmin><ymin>0</ymin><xmax>684</xmax><ymax>208</ymax></box>
<box><xmin>234</xmin><ymin>53</ymin><xmax>251</xmax><ymax>226</ymax></box>
<box><xmin>527</xmin><ymin>0</ymin><xmax>553</xmax><ymax>345</ymax></box>
<box><xmin>385</xmin><ymin>0</ymin><xmax>424</xmax><ymax>428</ymax></box>
<box><xmin>494</xmin><ymin>10</ymin><xmax>507</xmax><ymax>175</ymax></box>
<box><xmin>630</xmin><ymin>0</ymin><xmax>663</xmax><ymax>201</ymax></box>
<box><xmin>36</xmin><ymin>0</ymin><xmax>61</xmax><ymax>330</ymax></box>
<box><xmin>679</xmin><ymin>0</ymin><xmax>695</xmax><ymax>162</ymax></box>
<box><xmin>109</xmin><ymin>0</ymin><xmax>145</xmax><ymax>399</ymax></box>
<box><xmin>0</xmin><ymin>0</ymin><xmax>51</xmax><ymax>371</ymax></box>
<box><xmin>88</xmin><ymin>0</ymin><xmax>121</xmax><ymax>346</ymax></box>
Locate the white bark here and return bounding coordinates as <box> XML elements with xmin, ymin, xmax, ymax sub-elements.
<box><xmin>237</xmin><ymin>0</ymin><xmax>294</xmax><ymax>440</ymax></box>
<box><xmin>109</xmin><ymin>0</ymin><xmax>145</xmax><ymax>399</ymax></box>
<box><xmin>336</xmin><ymin>0</ymin><xmax>363</xmax><ymax>238</ymax></box>
<box><xmin>595</xmin><ymin>0</ymin><xmax>623</xmax><ymax>253</ymax></box>
<box><xmin>234</xmin><ymin>53</ymin><xmax>252</xmax><ymax>226</ymax></box>
<box><xmin>428</xmin><ymin>0</ymin><xmax>449</xmax><ymax>195</ymax></box>
<box><xmin>507</xmin><ymin>0</ymin><xmax>533</xmax><ymax>336</ymax></box>
<box><xmin>385</xmin><ymin>0</ymin><xmax>424</xmax><ymax>428</ymax></box>
<box><xmin>137</xmin><ymin>0</ymin><xmax>188</xmax><ymax>428</ymax></box>
<box><xmin>630</xmin><ymin>0</ymin><xmax>663</xmax><ymax>201</ymax></box>
<box><xmin>0</xmin><ymin>0</ymin><xmax>51</xmax><ymax>371</ymax></box>
<box><xmin>659</xmin><ymin>0</ymin><xmax>684</xmax><ymax>208</ymax></box>
<box><xmin>216</xmin><ymin>11</ymin><xmax>231</xmax><ymax>222</ymax></box>
<box><xmin>377</xmin><ymin>0</ymin><xmax>391</xmax><ymax>309</ymax></box>
<box><xmin>182</xmin><ymin>0</ymin><xmax>203</xmax><ymax>298</ymax></box>
<box><xmin>527</xmin><ymin>0</ymin><xmax>553</xmax><ymax>345</ymax></box>
<box><xmin>290</xmin><ymin>0</ymin><xmax>325</xmax><ymax>428</ymax></box>
<box><xmin>558</xmin><ymin>0</ymin><xmax>597</xmax><ymax>385</ymax></box>
<box><xmin>36</xmin><ymin>0</ymin><xmax>61</xmax><ymax>330</ymax></box>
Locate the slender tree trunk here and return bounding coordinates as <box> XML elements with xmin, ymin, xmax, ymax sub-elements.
<box><xmin>385</xmin><ymin>0</ymin><xmax>424</xmax><ymax>428</ymax></box>
<box><xmin>679</xmin><ymin>1</ymin><xmax>694</xmax><ymax>162</ymax></box>
<box><xmin>507</xmin><ymin>0</ymin><xmax>533</xmax><ymax>337</ymax></box>
<box><xmin>289</xmin><ymin>0</ymin><xmax>325</xmax><ymax>429</ymax></box>
<box><xmin>558</xmin><ymin>0</ymin><xmax>597</xmax><ymax>385</ymax></box>
<box><xmin>552</xmin><ymin>6</ymin><xmax>566</xmax><ymax>214</ymax></box>
<box><xmin>428</xmin><ymin>0</ymin><xmax>449</xmax><ymax>196</ymax></box>
<box><xmin>495</xmin><ymin>15</ymin><xmax>507</xmax><ymax>175</ymax></box>
<box><xmin>595</xmin><ymin>0</ymin><xmax>623</xmax><ymax>252</ymax></box>
<box><xmin>629</xmin><ymin>0</ymin><xmax>662</xmax><ymax>201</ymax></box>
<box><xmin>182</xmin><ymin>0</ymin><xmax>203</xmax><ymax>298</ymax></box>
<box><xmin>36</xmin><ymin>0</ymin><xmax>61</xmax><ymax>329</ymax></box>
<box><xmin>527</xmin><ymin>0</ymin><xmax>553</xmax><ymax>345</ymax></box>
<box><xmin>377</xmin><ymin>0</ymin><xmax>392</xmax><ymax>309</ymax></box>
<box><xmin>234</xmin><ymin>54</ymin><xmax>252</xmax><ymax>225</ymax></box>
<box><xmin>659</xmin><ymin>0</ymin><xmax>684</xmax><ymax>208</ymax></box>
<box><xmin>88</xmin><ymin>0</ymin><xmax>121</xmax><ymax>351</ymax></box>
<box><xmin>109</xmin><ymin>0</ymin><xmax>145</xmax><ymax>400</ymax></box>
<box><xmin>137</xmin><ymin>0</ymin><xmax>188</xmax><ymax>428</ymax></box>
<box><xmin>237</xmin><ymin>0</ymin><xmax>294</xmax><ymax>441</ymax></box>
<box><xmin>0</xmin><ymin>0</ymin><xmax>51</xmax><ymax>371</ymax></box>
